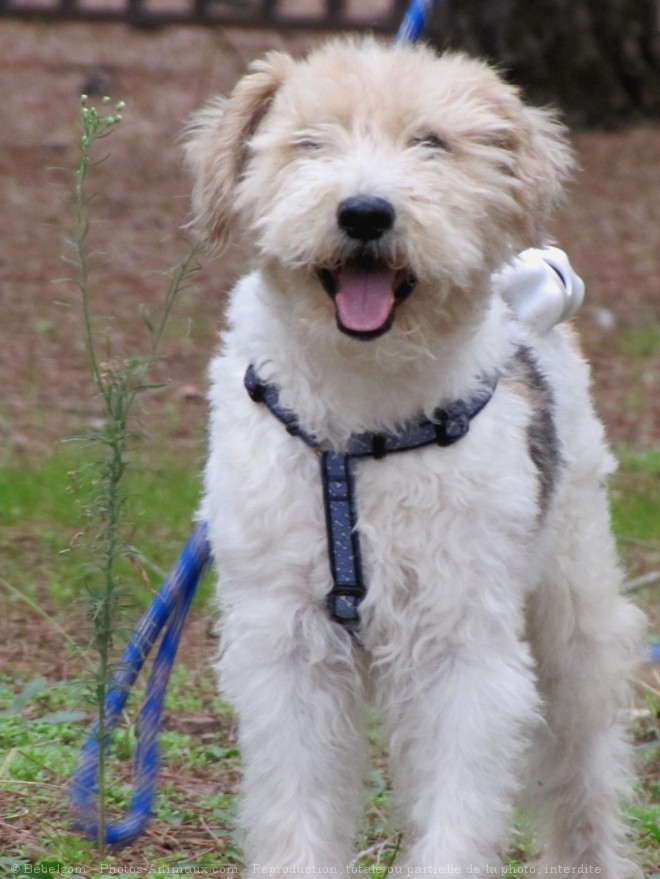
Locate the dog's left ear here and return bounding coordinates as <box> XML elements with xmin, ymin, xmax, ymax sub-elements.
<box><xmin>504</xmin><ymin>101</ymin><xmax>575</xmax><ymax>242</ymax></box>
<box><xmin>183</xmin><ymin>51</ymin><xmax>294</xmax><ymax>249</ymax></box>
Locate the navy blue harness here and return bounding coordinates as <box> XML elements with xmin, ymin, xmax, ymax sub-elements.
<box><xmin>245</xmin><ymin>365</ymin><xmax>498</xmax><ymax>635</ymax></box>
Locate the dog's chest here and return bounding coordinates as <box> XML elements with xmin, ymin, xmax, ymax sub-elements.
<box><xmin>355</xmin><ymin>432</ymin><xmax>539</xmax><ymax>567</ymax></box>
<box><xmin>217</xmin><ymin>388</ymin><xmax>537</xmax><ymax>579</ymax></box>
<box><xmin>207</xmin><ymin>370</ymin><xmax>541</xmax><ymax>622</ymax></box>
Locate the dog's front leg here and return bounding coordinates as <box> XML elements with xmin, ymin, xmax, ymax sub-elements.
<box><xmin>380</xmin><ymin>635</ymin><xmax>539</xmax><ymax>873</ymax></box>
<box><xmin>218</xmin><ymin>607</ymin><xmax>365</xmax><ymax>877</ymax></box>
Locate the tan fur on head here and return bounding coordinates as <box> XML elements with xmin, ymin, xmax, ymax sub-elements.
<box><xmin>185</xmin><ymin>39</ymin><xmax>572</xmax><ymax>274</ymax></box>
<box><xmin>184</xmin><ymin>37</ymin><xmax>574</xmax><ymax>282</ymax></box>
<box><xmin>183</xmin><ymin>51</ymin><xmax>294</xmax><ymax>249</ymax></box>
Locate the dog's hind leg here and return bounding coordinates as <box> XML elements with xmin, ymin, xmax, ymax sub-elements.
<box><xmin>217</xmin><ymin>606</ymin><xmax>365</xmax><ymax>876</ymax></box>
<box><xmin>524</xmin><ymin>477</ymin><xmax>645</xmax><ymax>879</ymax></box>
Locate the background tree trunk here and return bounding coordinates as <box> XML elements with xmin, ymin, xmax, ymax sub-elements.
<box><xmin>428</xmin><ymin>0</ymin><xmax>660</xmax><ymax>127</ymax></box>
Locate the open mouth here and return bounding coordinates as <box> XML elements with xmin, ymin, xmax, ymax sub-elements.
<box><xmin>317</xmin><ymin>258</ymin><xmax>416</xmax><ymax>340</ymax></box>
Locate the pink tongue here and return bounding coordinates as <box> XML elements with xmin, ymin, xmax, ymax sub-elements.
<box><xmin>334</xmin><ymin>264</ymin><xmax>396</xmax><ymax>333</ymax></box>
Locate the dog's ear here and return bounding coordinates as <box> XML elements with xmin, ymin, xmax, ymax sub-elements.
<box><xmin>503</xmin><ymin>102</ymin><xmax>575</xmax><ymax>242</ymax></box>
<box><xmin>183</xmin><ymin>51</ymin><xmax>293</xmax><ymax>248</ymax></box>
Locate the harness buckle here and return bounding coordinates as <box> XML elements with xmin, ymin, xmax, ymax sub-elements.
<box><xmin>433</xmin><ymin>401</ymin><xmax>470</xmax><ymax>446</ymax></box>
<box><xmin>327</xmin><ymin>591</ymin><xmax>362</xmax><ymax>637</ymax></box>
<box><xmin>371</xmin><ymin>434</ymin><xmax>387</xmax><ymax>459</ymax></box>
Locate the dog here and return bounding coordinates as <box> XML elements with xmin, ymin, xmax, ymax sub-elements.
<box><xmin>184</xmin><ymin>37</ymin><xmax>644</xmax><ymax>877</ymax></box>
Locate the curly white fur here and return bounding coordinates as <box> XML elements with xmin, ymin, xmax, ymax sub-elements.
<box><xmin>185</xmin><ymin>37</ymin><xmax>645</xmax><ymax>877</ymax></box>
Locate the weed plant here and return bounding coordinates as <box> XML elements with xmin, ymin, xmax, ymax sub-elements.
<box><xmin>67</xmin><ymin>94</ymin><xmax>200</xmax><ymax>852</ymax></box>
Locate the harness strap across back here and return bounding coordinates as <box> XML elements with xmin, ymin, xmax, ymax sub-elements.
<box><xmin>244</xmin><ymin>364</ymin><xmax>498</xmax><ymax>635</ymax></box>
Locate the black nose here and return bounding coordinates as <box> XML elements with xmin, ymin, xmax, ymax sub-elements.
<box><xmin>337</xmin><ymin>196</ymin><xmax>395</xmax><ymax>241</ymax></box>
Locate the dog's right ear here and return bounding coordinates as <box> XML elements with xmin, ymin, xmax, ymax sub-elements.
<box><xmin>183</xmin><ymin>52</ymin><xmax>293</xmax><ymax>249</ymax></box>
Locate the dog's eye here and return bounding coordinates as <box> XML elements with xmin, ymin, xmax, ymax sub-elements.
<box><xmin>292</xmin><ymin>135</ymin><xmax>324</xmax><ymax>151</ymax></box>
<box><xmin>477</xmin><ymin>133</ymin><xmax>513</xmax><ymax>151</ymax></box>
<box><xmin>409</xmin><ymin>133</ymin><xmax>450</xmax><ymax>153</ymax></box>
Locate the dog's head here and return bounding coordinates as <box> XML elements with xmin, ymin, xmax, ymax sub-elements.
<box><xmin>184</xmin><ymin>38</ymin><xmax>574</xmax><ymax>341</ymax></box>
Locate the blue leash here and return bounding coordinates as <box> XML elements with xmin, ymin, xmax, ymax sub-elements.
<box><xmin>69</xmin><ymin>0</ymin><xmax>440</xmax><ymax>848</ymax></box>
<box><xmin>396</xmin><ymin>0</ymin><xmax>437</xmax><ymax>42</ymax></box>
<box><xmin>69</xmin><ymin>523</ymin><xmax>210</xmax><ymax>844</ymax></box>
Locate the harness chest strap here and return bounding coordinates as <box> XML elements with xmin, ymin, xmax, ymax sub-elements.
<box><xmin>244</xmin><ymin>365</ymin><xmax>498</xmax><ymax>634</ymax></box>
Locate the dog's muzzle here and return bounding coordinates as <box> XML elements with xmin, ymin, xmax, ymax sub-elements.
<box><xmin>318</xmin><ymin>196</ymin><xmax>416</xmax><ymax>340</ymax></box>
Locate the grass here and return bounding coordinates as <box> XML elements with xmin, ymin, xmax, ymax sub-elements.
<box><xmin>0</xmin><ymin>443</ymin><xmax>206</xmax><ymax>610</ymax></box>
<box><xmin>0</xmin><ymin>664</ymin><xmax>243</xmax><ymax>875</ymax></box>
<box><xmin>618</xmin><ymin>321</ymin><xmax>660</xmax><ymax>360</ymax></box>
<box><xmin>611</xmin><ymin>446</ymin><xmax>660</xmax><ymax>599</ymax></box>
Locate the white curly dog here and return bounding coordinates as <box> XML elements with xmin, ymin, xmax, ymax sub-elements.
<box><xmin>185</xmin><ymin>37</ymin><xmax>644</xmax><ymax>878</ymax></box>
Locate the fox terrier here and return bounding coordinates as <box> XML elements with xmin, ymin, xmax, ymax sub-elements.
<box><xmin>185</xmin><ymin>37</ymin><xmax>643</xmax><ymax>878</ymax></box>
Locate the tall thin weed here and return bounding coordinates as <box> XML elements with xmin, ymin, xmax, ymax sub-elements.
<box><xmin>67</xmin><ymin>94</ymin><xmax>200</xmax><ymax>851</ymax></box>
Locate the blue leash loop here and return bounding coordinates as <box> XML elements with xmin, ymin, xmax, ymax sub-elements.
<box><xmin>69</xmin><ymin>523</ymin><xmax>210</xmax><ymax>844</ymax></box>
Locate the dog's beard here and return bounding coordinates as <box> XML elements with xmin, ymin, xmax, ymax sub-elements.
<box><xmin>317</xmin><ymin>257</ymin><xmax>416</xmax><ymax>340</ymax></box>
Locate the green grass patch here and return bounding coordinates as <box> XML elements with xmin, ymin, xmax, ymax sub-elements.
<box><xmin>0</xmin><ymin>662</ymin><xmax>241</xmax><ymax>874</ymax></box>
<box><xmin>611</xmin><ymin>446</ymin><xmax>660</xmax><ymax>564</ymax></box>
<box><xmin>618</xmin><ymin>321</ymin><xmax>660</xmax><ymax>359</ymax></box>
<box><xmin>0</xmin><ymin>443</ymin><xmax>206</xmax><ymax>608</ymax></box>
